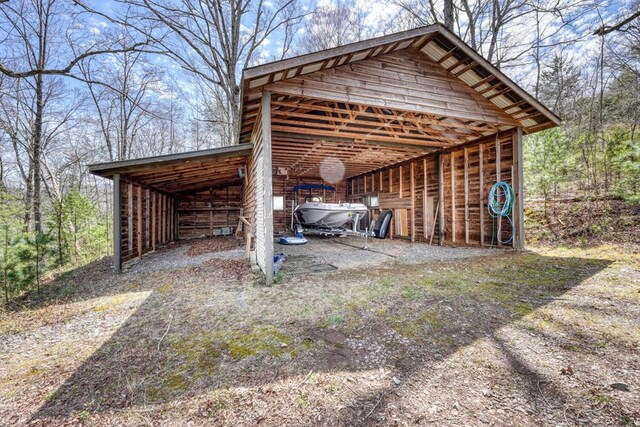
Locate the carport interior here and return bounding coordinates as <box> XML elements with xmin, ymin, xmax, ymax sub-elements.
<box><xmin>88</xmin><ymin>145</ymin><xmax>252</xmax><ymax>271</ymax></box>
<box><xmin>239</xmin><ymin>25</ymin><xmax>559</xmax><ymax>282</ymax></box>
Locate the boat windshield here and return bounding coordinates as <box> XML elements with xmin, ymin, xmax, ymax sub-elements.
<box><xmin>305</xmin><ymin>196</ymin><xmax>323</xmax><ymax>203</ymax></box>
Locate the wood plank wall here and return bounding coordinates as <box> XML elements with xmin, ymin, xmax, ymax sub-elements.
<box><xmin>272</xmin><ymin>175</ymin><xmax>347</xmax><ymax>233</ymax></box>
<box><xmin>119</xmin><ymin>179</ymin><xmax>176</xmax><ymax>262</ymax></box>
<box><xmin>264</xmin><ymin>49</ymin><xmax>516</xmax><ymax>128</ymax></box>
<box><xmin>347</xmin><ymin>129</ymin><xmax>517</xmax><ymax>246</ymax></box>
<box><xmin>246</xmin><ymin>102</ymin><xmax>267</xmax><ymax>271</ymax></box>
<box><xmin>178</xmin><ymin>186</ymin><xmax>243</xmax><ymax>238</ymax></box>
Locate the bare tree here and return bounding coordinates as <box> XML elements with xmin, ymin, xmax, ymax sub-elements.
<box><xmin>0</xmin><ymin>0</ymin><xmax>150</xmax><ymax>232</ymax></box>
<box><xmin>297</xmin><ymin>0</ymin><xmax>370</xmax><ymax>53</ymax></box>
<box><xmin>76</xmin><ymin>0</ymin><xmax>308</xmax><ymax>146</ymax></box>
<box><xmin>79</xmin><ymin>31</ymin><xmax>161</xmax><ymax>161</ymax></box>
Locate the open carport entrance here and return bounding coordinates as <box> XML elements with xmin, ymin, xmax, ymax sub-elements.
<box><xmin>240</xmin><ymin>25</ymin><xmax>559</xmax><ymax>283</ymax></box>
<box><xmin>89</xmin><ymin>145</ymin><xmax>252</xmax><ymax>272</ymax></box>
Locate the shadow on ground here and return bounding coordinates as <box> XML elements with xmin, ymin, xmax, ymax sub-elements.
<box><xmin>27</xmin><ymin>251</ymin><xmax>614</xmax><ymax>425</ymax></box>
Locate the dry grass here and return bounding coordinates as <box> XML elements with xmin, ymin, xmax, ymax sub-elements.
<box><xmin>0</xmin><ymin>242</ymin><xmax>638</xmax><ymax>426</ymax></box>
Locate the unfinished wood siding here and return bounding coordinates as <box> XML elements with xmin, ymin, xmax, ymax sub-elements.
<box><xmin>178</xmin><ymin>186</ymin><xmax>243</xmax><ymax>238</ymax></box>
<box><xmin>264</xmin><ymin>49</ymin><xmax>517</xmax><ymax>127</ymax></box>
<box><xmin>348</xmin><ymin>157</ymin><xmax>439</xmax><ymax>242</ymax></box>
<box><xmin>347</xmin><ymin>130</ymin><xmax>517</xmax><ymax>246</ymax></box>
<box><xmin>441</xmin><ymin>131</ymin><xmax>515</xmax><ymax>246</ymax></box>
<box><xmin>119</xmin><ymin>180</ymin><xmax>175</xmax><ymax>262</ymax></box>
<box><xmin>247</xmin><ymin>100</ymin><xmax>267</xmax><ymax>271</ymax></box>
<box><xmin>272</xmin><ymin>176</ymin><xmax>348</xmax><ymax>233</ymax></box>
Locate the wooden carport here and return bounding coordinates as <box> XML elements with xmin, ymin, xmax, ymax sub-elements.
<box><xmin>240</xmin><ymin>24</ymin><xmax>560</xmax><ymax>284</ymax></box>
<box><xmin>89</xmin><ymin>145</ymin><xmax>252</xmax><ymax>272</ymax></box>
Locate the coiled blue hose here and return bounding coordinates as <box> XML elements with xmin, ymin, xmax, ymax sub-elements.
<box><xmin>487</xmin><ymin>181</ymin><xmax>514</xmax><ymax>246</ymax></box>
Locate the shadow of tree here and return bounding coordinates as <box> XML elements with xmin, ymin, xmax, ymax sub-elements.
<box><xmin>27</xmin><ymin>252</ymin><xmax>612</xmax><ymax>425</ymax></box>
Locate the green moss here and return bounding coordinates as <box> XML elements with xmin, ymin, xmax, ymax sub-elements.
<box><xmin>511</xmin><ymin>302</ymin><xmax>533</xmax><ymax>317</ymax></box>
<box><xmin>157</xmin><ymin>283</ymin><xmax>174</xmax><ymax>293</ymax></box>
<box><xmin>226</xmin><ymin>327</ymin><xmax>293</xmax><ymax>360</ymax></box>
<box><xmin>295</xmin><ymin>393</ymin><xmax>309</xmax><ymax>408</ymax></box>
<box><xmin>302</xmin><ymin>337</ymin><xmax>316</xmax><ymax>349</ymax></box>
<box><xmin>165</xmin><ymin>373</ymin><xmax>188</xmax><ymax>390</ymax></box>
<box><xmin>146</xmin><ymin>372</ymin><xmax>190</xmax><ymax>401</ymax></box>
<box><xmin>591</xmin><ymin>394</ymin><xmax>612</xmax><ymax>404</ymax></box>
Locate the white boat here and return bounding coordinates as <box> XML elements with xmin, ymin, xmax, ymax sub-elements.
<box><xmin>295</xmin><ymin>200</ymin><xmax>368</xmax><ymax>229</ymax></box>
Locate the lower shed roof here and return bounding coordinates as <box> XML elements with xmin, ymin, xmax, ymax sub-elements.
<box><xmin>88</xmin><ymin>144</ymin><xmax>252</xmax><ymax>195</ymax></box>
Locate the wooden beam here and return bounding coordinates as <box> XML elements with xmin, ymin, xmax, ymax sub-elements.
<box><xmin>263</xmin><ymin>91</ymin><xmax>274</xmax><ymax>285</ymax></box>
<box><xmin>464</xmin><ymin>147</ymin><xmax>469</xmax><ymax>244</ymax></box>
<box><xmin>496</xmin><ymin>135</ymin><xmax>502</xmax><ymax>247</ymax></box>
<box><xmin>152</xmin><ymin>192</ymin><xmax>156</xmax><ymax>251</ymax></box>
<box><xmin>162</xmin><ymin>194</ymin><xmax>166</xmax><ymax>243</ymax></box>
<box><xmin>438</xmin><ymin>153</ymin><xmax>444</xmax><ymax>245</ymax></box>
<box><xmin>423</xmin><ymin>158</ymin><xmax>428</xmax><ymax>239</ymax></box>
<box><xmin>113</xmin><ymin>174</ymin><xmax>122</xmax><ymax>273</ymax></box>
<box><xmin>127</xmin><ymin>182</ymin><xmax>133</xmax><ymax>253</ymax></box>
<box><xmin>137</xmin><ymin>185</ymin><xmax>142</xmax><ymax>258</ymax></box>
<box><xmin>145</xmin><ymin>189</ymin><xmax>150</xmax><ymax>249</ymax></box>
<box><xmin>514</xmin><ymin>127</ymin><xmax>525</xmax><ymax>249</ymax></box>
<box><xmin>479</xmin><ymin>143</ymin><xmax>485</xmax><ymax>247</ymax></box>
<box><xmin>410</xmin><ymin>161</ymin><xmax>415</xmax><ymax>242</ymax></box>
<box><xmin>450</xmin><ymin>152</ymin><xmax>456</xmax><ymax>243</ymax></box>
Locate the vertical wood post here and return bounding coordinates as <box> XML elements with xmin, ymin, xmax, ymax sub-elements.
<box><xmin>464</xmin><ymin>147</ymin><xmax>469</xmax><ymax>244</ymax></box>
<box><xmin>496</xmin><ymin>135</ymin><xmax>502</xmax><ymax>246</ymax></box>
<box><xmin>410</xmin><ymin>161</ymin><xmax>415</xmax><ymax>242</ymax></box>
<box><xmin>127</xmin><ymin>183</ymin><xmax>133</xmax><ymax>253</ymax></box>
<box><xmin>152</xmin><ymin>192</ymin><xmax>156</xmax><ymax>251</ymax></box>
<box><xmin>262</xmin><ymin>91</ymin><xmax>274</xmax><ymax>285</ymax></box>
<box><xmin>438</xmin><ymin>153</ymin><xmax>444</xmax><ymax>245</ymax></box>
<box><xmin>137</xmin><ymin>186</ymin><xmax>142</xmax><ymax>258</ymax></box>
<box><xmin>514</xmin><ymin>127</ymin><xmax>525</xmax><ymax>249</ymax></box>
<box><xmin>145</xmin><ymin>189</ymin><xmax>150</xmax><ymax>249</ymax></box>
<box><xmin>479</xmin><ymin>143</ymin><xmax>485</xmax><ymax>246</ymax></box>
<box><xmin>113</xmin><ymin>174</ymin><xmax>122</xmax><ymax>273</ymax></box>
<box><xmin>450</xmin><ymin>152</ymin><xmax>456</xmax><ymax>243</ymax></box>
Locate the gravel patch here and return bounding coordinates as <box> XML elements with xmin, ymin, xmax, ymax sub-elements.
<box><xmin>125</xmin><ymin>240</ymin><xmax>245</xmax><ymax>275</ymax></box>
<box><xmin>276</xmin><ymin>235</ymin><xmax>493</xmax><ymax>272</ymax></box>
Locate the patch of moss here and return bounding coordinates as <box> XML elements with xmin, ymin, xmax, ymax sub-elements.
<box><xmin>157</xmin><ymin>283</ymin><xmax>174</xmax><ymax>293</ymax></box>
<box><xmin>511</xmin><ymin>302</ymin><xmax>533</xmax><ymax>317</ymax></box>
<box><xmin>301</xmin><ymin>337</ymin><xmax>316</xmax><ymax>349</ymax></box>
<box><xmin>591</xmin><ymin>394</ymin><xmax>612</xmax><ymax>404</ymax></box>
<box><xmin>165</xmin><ymin>373</ymin><xmax>188</xmax><ymax>390</ymax></box>
<box><xmin>295</xmin><ymin>393</ymin><xmax>309</xmax><ymax>408</ymax></box>
<box><xmin>226</xmin><ymin>327</ymin><xmax>292</xmax><ymax>360</ymax></box>
<box><xmin>171</xmin><ymin>332</ymin><xmax>225</xmax><ymax>374</ymax></box>
<box><xmin>146</xmin><ymin>372</ymin><xmax>190</xmax><ymax>401</ymax></box>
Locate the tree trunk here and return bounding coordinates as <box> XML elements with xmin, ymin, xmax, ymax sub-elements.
<box><xmin>443</xmin><ymin>0</ymin><xmax>454</xmax><ymax>30</ymax></box>
<box><xmin>33</xmin><ymin>73</ymin><xmax>44</xmax><ymax>234</ymax></box>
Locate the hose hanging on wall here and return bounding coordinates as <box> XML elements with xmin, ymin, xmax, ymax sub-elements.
<box><xmin>487</xmin><ymin>181</ymin><xmax>514</xmax><ymax>246</ymax></box>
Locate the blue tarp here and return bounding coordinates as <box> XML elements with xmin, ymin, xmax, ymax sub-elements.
<box><xmin>293</xmin><ymin>184</ymin><xmax>336</xmax><ymax>192</ymax></box>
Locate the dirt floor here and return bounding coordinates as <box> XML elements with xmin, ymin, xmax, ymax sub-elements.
<box><xmin>1</xmin><ymin>237</ymin><xmax>639</xmax><ymax>426</ymax></box>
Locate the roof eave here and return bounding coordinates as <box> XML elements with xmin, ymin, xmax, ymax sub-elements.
<box><xmin>88</xmin><ymin>144</ymin><xmax>253</xmax><ymax>178</ymax></box>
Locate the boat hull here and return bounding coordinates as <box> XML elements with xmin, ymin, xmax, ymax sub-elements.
<box><xmin>295</xmin><ymin>202</ymin><xmax>368</xmax><ymax>229</ymax></box>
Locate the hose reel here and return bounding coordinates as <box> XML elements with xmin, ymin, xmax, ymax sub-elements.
<box><xmin>487</xmin><ymin>181</ymin><xmax>514</xmax><ymax>246</ymax></box>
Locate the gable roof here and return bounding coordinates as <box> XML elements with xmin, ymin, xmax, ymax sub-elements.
<box><xmin>239</xmin><ymin>24</ymin><xmax>560</xmax><ymax>143</ymax></box>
